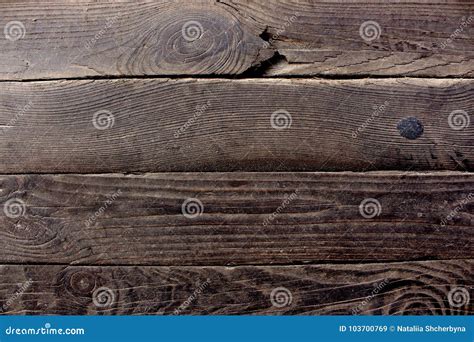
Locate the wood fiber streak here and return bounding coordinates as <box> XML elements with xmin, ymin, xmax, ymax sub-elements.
<box><xmin>1</xmin><ymin>0</ymin><xmax>473</xmax><ymax>318</ymax></box>
<box><xmin>0</xmin><ymin>0</ymin><xmax>472</xmax><ymax>78</ymax></box>
<box><xmin>0</xmin><ymin>172</ymin><xmax>472</xmax><ymax>265</ymax></box>
<box><xmin>0</xmin><ymin>78</ymin><xmax>472</xmax><ymax>173</ymax></box>
<box><xmin>229</xmin><ymin>0</ymin><xmax>474</xmax><ymax>77</ymax></box>
<box><xmin>0</xmin><ymin>261</ymin><xmax>472</xmax><ymax>315</ymax></box>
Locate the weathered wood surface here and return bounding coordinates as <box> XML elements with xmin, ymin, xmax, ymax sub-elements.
<box><xmin>0</xmin><ymin>260</ymin><xmax>471</xmax><ymax>315</ymax></box>
<box><xmin>0</xmin><ymin>0</ymin><xmax>473</xmax><ymax>79</ymax></box>
<box><xmin>1</xmin><ymin>0</ymin><xmax>472</xmax><ymax>318</ymax></box>
<box><xmin>1</xmin><ymin>172</ymin><xmax>472</xmax><ymax>265</ymax></box>
<box><xmin>0</xmin><ymin>78</ymin><xmax>472</xmax><ymax>173</ymax></box>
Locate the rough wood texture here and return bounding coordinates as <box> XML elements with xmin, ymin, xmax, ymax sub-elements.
<box><xmin>0</xmin><ymin>261</ymin><xmax>471</xmax><ymax>315</ymax></box>
<box><xmin>1</xmin><ymin>172</ymin><xmax>472</xmax><ymax>265</ymax></box>
<box><xmin>0</xmin><ymin>0</ymin><xmax>472</xmax><ymax>79</ymax></box>
<box><xmin>1</xmin><ymin>0</ymin><xmax>473</xmax><ymax>318</ymax></box>
<box><xmin>0</xmin><ymin>78</ymin><xmax>472</xmax><ymax>173</ymax></box>
<box><xmin>234</xmin><ymin>0</ymin><xmax>474</xmax><ymax>77</ymax></box>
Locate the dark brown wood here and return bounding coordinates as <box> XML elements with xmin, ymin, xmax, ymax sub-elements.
<box><xmin>0</xmin><ymin>78</ymin><xmax>472</xmax><ymax>173</ymax></box>
<box><xmin>232</xmin><ymin>0</ymin><xmax>474</xmax><ymax>77</ymax></box>
<box><xmin>0</xmin><ymin>1</ymin><xmax>472</xmax><ymax>79</ymax></box>
<box><xmin>0</xmin><ymin>0</ymin><xmax>472</xmax><ymax>318</ymax></box>
<box><xmin>0</xmin><ymin>260</ymin><xmax>471</xmax><ymax>315</ymax></box>
<box><xmin>1</xmin><ymin>172</ymin><xmax>472</xmax><ymax>265</ymax></box>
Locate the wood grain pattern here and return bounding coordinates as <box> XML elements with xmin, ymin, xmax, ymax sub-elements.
<box><xmin>0</xmin><ymin>0</ymin><xmax>272</xmax><ymax>79</ymax></box>
<box><xmin>231</xmin><ymin>0</ymin><xmax>474</xmax><ymax>77</ymax></box>
<box><xmin>0</xmin><ymin>0</ymin><xmax>472</xmax><ymax>79</ymax></box>
<box><xmin>1</xmin><ymin>172</ymin><xmax>472</xmax><ymax>265</ymax></box>
<box><xmin>0</xmin><ymin>78</ymin><xmax>472</xmax><ymax>173</ymax></box>
<box><xmin>1</xmin><ymin>0</ymin><xmax>473</xmax><ymax>318</ymax></box>
<box><xmin>0</xmin><ymin>260</ymin><xmax>471</xmax><ymax>315</ymax></box>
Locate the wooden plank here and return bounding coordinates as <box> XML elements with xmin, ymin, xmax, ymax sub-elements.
<box><xmin>0</xmin><ymin>261</ymin><xmax>471</xmax><ymax>315</ymax></box>
<box><xmin>233</xmin><ymin>0</ymin><xmax>474</xmax><ymax>77</ymax></box>
<box><xmin>0</xmin><ymin>172</ymin><xmax>472</xmax><ymax>265</ymax></box>
<box><xmin>0</xmin><ymin>0</ymin><xmax>472</xmax><ymax>79</ymax></box>
<box><xmin>0</xmin><ymin>78</ymin><xmax>472</xmax><ymax>173</ymax></box>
